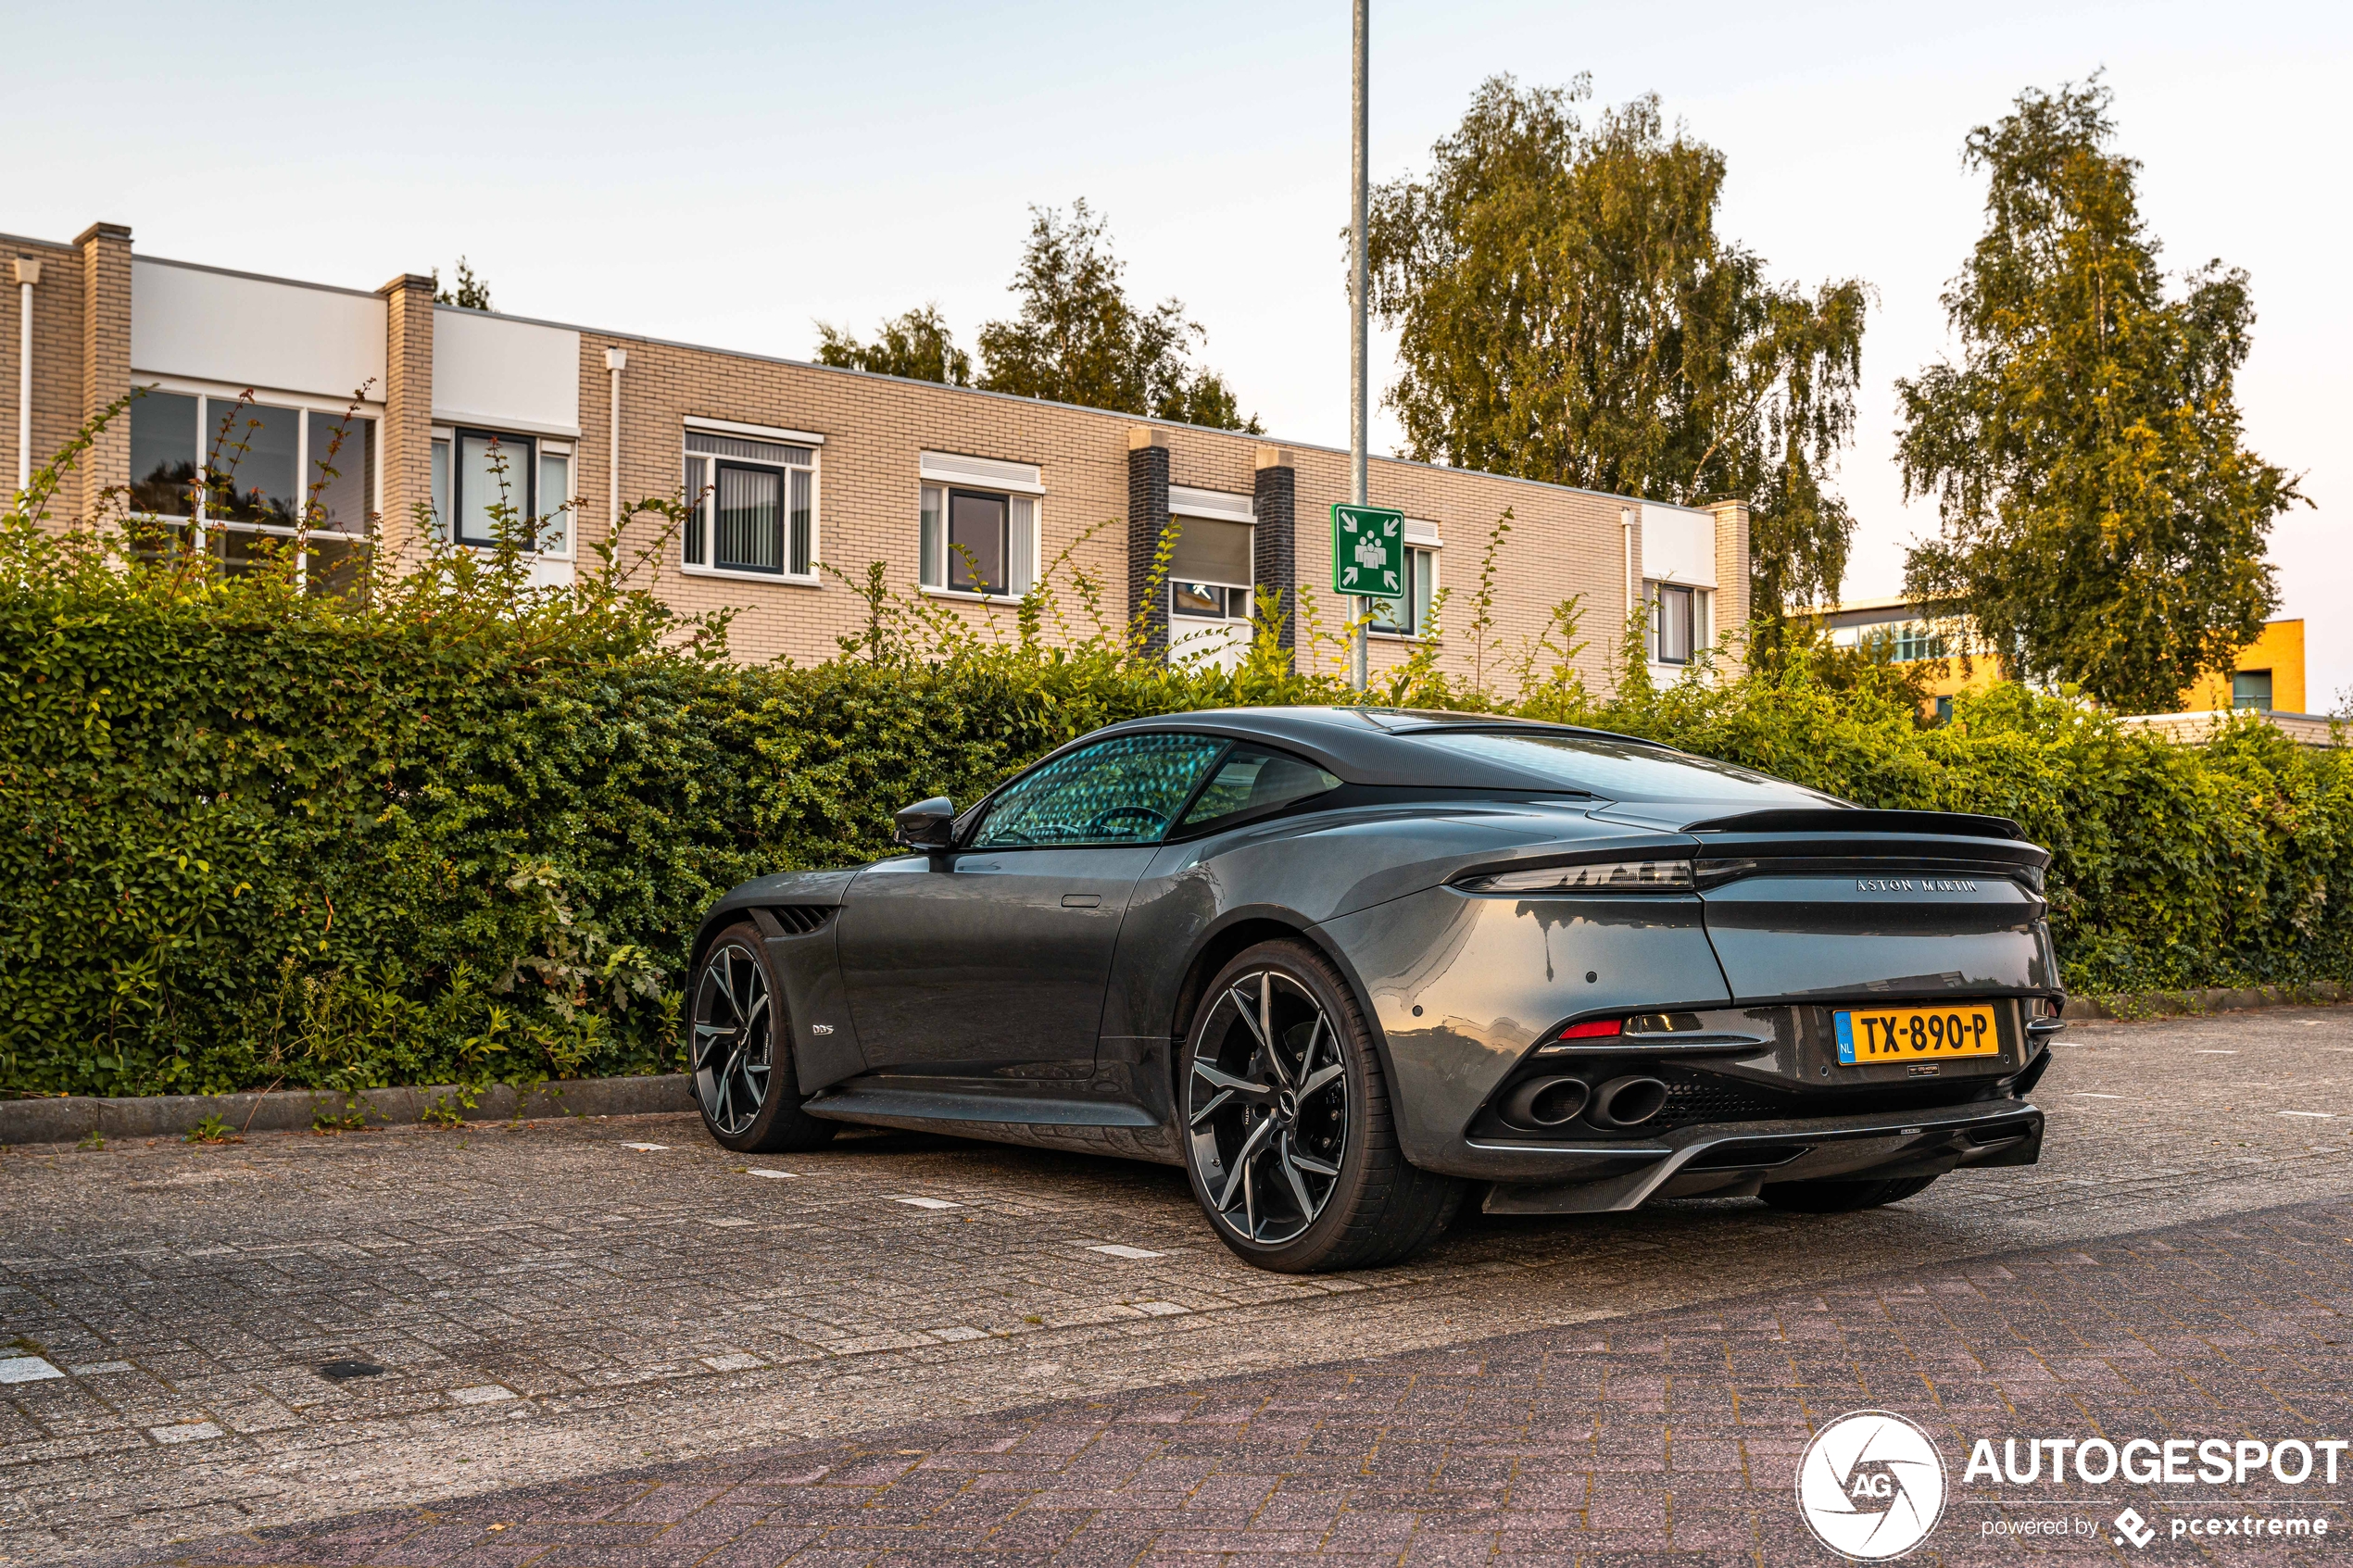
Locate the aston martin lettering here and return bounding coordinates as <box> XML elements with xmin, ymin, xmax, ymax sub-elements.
<box><xmin>1856</xmin><ymin>878</ymin><xmax>1980</xmax><ymax>893</ymax></box>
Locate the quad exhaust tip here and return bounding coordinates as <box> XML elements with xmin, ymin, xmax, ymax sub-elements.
<box><xmin>1502</xmin><ymin>1073</ymin><xmax>1670</xmax><ymax>1129</ymax></box>
<box><xmin>1591</xmin><ymin>1074</ymin><xmax>1669</xmax><ymax>1128</ymax></box>
<box><xmin>1504</xmin><ymin>1075</ymin><xmax>1592</xmax><ymax>1127</ymax></box>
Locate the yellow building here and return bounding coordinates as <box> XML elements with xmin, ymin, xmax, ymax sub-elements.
<box><xmin>1817</xmin><ymin>599</ymin><xmax>2309</xmax><ymax>721</ymax></box>
<box><xmin>1816</xmin><ymin>596</ymin><xmax>2000</xmax><ymax>722</ymax></box>
<box><xmin>2180</xmin><ymin>619</ymin><xmax>2304</xmax><ymax>714</ymax></box>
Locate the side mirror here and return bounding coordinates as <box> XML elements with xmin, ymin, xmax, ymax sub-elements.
<box><xmin>893</xmin><ymin>797</ymin><xmax>957</xmax><ymax>851</ymax></box>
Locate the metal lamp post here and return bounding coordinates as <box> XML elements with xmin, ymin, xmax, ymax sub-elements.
<box><xmin>1349</xmin><ymin>0</ymin><xmax>1369</xmax><ymax>693</ymax></box>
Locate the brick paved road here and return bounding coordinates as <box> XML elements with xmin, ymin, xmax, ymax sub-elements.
<box><xmin>87</xmin><ymin>1191</ymin><xmax>2353</xmax><ymax>1567</ymax></box>
<box><xmin>4</xmin><ymin>1009</ymin><xmax>2351</xmax><ymax>1563</ymax></box>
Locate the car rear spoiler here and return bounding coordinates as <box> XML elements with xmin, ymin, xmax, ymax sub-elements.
<box><xmin>1682</xmin><ymin>807</ymin><xmax>2026</xmax><ymax>841</ymax></box>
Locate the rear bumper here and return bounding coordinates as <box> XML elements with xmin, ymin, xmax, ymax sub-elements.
<box><xmin>1474</xmin><ymin>1095</ymin><xmax>2043</xmax><ymax>1215</ymax></box>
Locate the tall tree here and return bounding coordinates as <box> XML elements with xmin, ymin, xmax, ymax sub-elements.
<box><xmin>977</xmin><ymin>201</ymin><xmax>1261</xmax><ymax>432</ymax></box>
<box><xmin>1898</xmin><ymin>79</ymin><xmax>2300</xmax><ymax>713</ymax></box>
<box><xmin>432</xmin><ymin>257</ymin><xmax>492</xmax><ymax>311</ymax></box>
<box><xmin>1365</xmin><ymin>76</ymin><xmax>1869</xmax><ymax>646</ymax></box>
<box><xmin>813</xmin><ymin>304</ymin><xmax>972</xmax><ymax>386</ymax></box>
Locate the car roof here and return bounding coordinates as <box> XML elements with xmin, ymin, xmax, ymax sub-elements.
<box><xmin>1080</xmin><ymin>707</ymin><xmax>1679</xmax><ymax>790</ymax></box>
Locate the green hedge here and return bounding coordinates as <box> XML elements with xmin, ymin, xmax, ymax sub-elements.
<box><xmin>3</xmin><ymin>483</ymin><xmax>2347</xmax><ymax>1098</ymax></box>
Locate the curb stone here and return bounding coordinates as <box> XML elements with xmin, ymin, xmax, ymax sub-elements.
<box><xmin>5</xmin><ymin>983</ymin><xmax>2345</xmax><ymax>1143</ymax></box>
<box><xmin>0</xmin><ymin>1073</ymin><xmax>692</xmax><ymax>1147</ymax></box>
<box><xmin>2060</xmin><ymin>979</ymin><xmax>2348</xmax><ymax>1021</ymax></box>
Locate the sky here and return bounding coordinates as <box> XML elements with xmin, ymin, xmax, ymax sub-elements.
<box><xmin>6</xmin><ymin>0</ymin><xmax>2344</xmax><ymax>705</ymax></box>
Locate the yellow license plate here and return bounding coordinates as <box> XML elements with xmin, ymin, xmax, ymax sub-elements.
<box><xmin>1835</xmin><ymin>1004</ymin><xmax>1999</xmax><ymax>1065</ymax></box>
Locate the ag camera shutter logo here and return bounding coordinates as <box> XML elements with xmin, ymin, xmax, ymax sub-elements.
<box><xmin>1796</xmin><ymin>1411</ymin><xmax>1949</xmax><ymax>1560</ymax></box>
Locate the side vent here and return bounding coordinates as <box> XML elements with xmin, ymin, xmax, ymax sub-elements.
<box><xmin>769</xmin><ymin>905</ymin><xmax>836</xmax><ymax>936</ymax></box>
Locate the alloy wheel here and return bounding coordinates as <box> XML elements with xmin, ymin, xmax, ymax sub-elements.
<box><xmin>1185</xmin><ymin>968</ymin><xmax>1351</xmax><ymax>1246</ymax></box>
<box><xmin>692</xmin><ymin>941</ymin><xmax>772</xmax><ymax>1138</ymax></box>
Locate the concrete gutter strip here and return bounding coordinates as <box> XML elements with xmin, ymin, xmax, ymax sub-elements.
<box><xmin>4</xmin><ymin>982</ymin><xmax>2347</xmax><ymax>1145</ymax></box>
<box><xmin>0</xmin><ymin>1073</ymin><xmax>692</xmax><ymax>1147</ymax></box>
<box><xmin>2061</xmin><ymin>981</ymin><xmax>2347</xmax><ymax>1021</ymax></box>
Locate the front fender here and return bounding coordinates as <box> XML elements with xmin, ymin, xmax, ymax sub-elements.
<box><xmin>687</xmin><ymin>867</ymin><xmax>869</xmax><ymax>1093</ymax></box>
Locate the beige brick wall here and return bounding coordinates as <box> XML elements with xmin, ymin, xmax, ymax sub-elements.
<box><xmin>5</xmin><ymin>214</ymin><xmax>1751</xmax><ymax>695</ymax></box>
<box><xmin>376</xmin><ymin>273</ymin><xmax>436</xmax><ymax>566</ymax></box>
<box><xmin>1709</xmin><ymin>499</ymin><xmax>1752</xmax><ymax>674</ymax></box>
<box><xmin>577</xmin><ymin>333</ymin><xmax>1676</xmax><ymax>694</ymax></box>
<box><xmin>0</xmin><ymin>233</ymin><xmax>89</xmax><ymax>519</ymax></box>
<box><xmin>74</xmin><ymin>223</ymin><xmax>132</xmax><ymax>519</ymax></box>
<box><xmin>1280</xmin><ymin>442</ymin><xmax>1633</xmax><ymax>694</ymax></box>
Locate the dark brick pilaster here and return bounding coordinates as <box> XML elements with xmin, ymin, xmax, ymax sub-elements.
<box><xmin>1126</xmin><ymin>432</ymin><xmax>1170</xmax><ymax>659</ymax></box>
<box><xmin>1252</xmin><ymin>452</ymin><xmax>1298</xmax><ymax>662</ymax></box>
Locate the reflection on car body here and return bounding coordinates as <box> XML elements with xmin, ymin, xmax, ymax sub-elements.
<box><xmin>686</xmin><ymin>707</ymin><xmax>2057</xmax><ymax>1273</ymax></box>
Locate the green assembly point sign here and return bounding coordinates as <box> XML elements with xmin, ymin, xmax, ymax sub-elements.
<box><xmin>1331</xmin><ymin>503</ymin><xmax>1405</xmax><ymax>597</ymax></box>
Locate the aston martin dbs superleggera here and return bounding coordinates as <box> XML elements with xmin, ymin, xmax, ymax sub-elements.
<box><xmin>685</xmin><ymin>708</ymin><xmax>2059</xmax><ymax>1272</ymax></box>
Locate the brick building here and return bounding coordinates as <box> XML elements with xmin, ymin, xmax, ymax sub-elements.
<box><xmin>4</xmin><ymin>221</ymin><xmax>1751</xmax><ymax>685</ymax></box>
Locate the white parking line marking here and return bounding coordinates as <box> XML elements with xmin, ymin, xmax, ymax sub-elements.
<box><xmin>1088</xmin><ymin>1244</ymin><xmax>1164</xmax><ymax>1260</ymax></box>
<box><xmin>0</xmin><ymin>1357</ymin><xmax>63</xmax><ymax>1385</ymax></box>
<box><xmin>449</xmin><ymin>1385</ymin><xmax>517</xmax><ymax>1404</ymax></box>
<box><xmin>891</xmin><ymin>1197</ymin><xmax>960</xmax><ymax>1210</ymax></box>
<box><xmin>2280</xmin><ymin>1110</ymin><xmax>2336</xmax><ymax>1119</ymax></box>
<box><xmin>1135</xmin><ymin>1300</ymin><xmax>1192</xmax><ymax>1316</ymax></box>
<box><xmin>749</xmin><ymin>1169</ymin><xmax>799</xmax><ymax>1179</ymax></box>
<box><xmin>2070</xmin><ymin>1092</ymin><xmax>2123</xmax><ymax>1098</ymax></box>
<box><xmin>619</xmin><ymin>1142</ymin><xmax>668</xmax><ymax>1151</ymax></box>
<box><xmin>69</xmin><ymin>1361</ymin><xmax>133</xmax><ymax>1375</ymax></box>
<box><xmin>928</xmin><ymin>1326</ymin><xmax>987</xmax><ymax>1342</ymax></box>
<box><xmin>2195</xmin><ymin>1049</ymin><xmax>2239</xmax><ymax>1054</ymax></box>
<box><xmin>701</xmin><ymin>1217</ymin><xmax>753</xmax><ymax>1228</ymax></box>
<box><xmin>702</xmin><ymin>1351</ymin><xmax>764</xmax><ymax>1371</ymax></box>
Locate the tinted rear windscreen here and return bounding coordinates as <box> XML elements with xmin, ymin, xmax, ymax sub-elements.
<box><xmin>1404</xmin><ymin>733</ymin><xmax>1829</xmax><ymax>803</ymax></box>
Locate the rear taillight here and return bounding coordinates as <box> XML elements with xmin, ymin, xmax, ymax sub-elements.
<box><xmin>1535</xmin><ymin>1018</ymin><xmax>1625</xmax><ymax>1055</ymax></box>
<box><xmin>1456</xmin><ymin>859</ymin><xmax>1693</xmax><ymax>894</ymax></box>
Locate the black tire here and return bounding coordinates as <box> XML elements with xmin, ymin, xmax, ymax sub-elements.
<box><xmin>1178</xmin><ymin>939</ymin><xmax>1463</xmax><ymax>1273</ymax></box>
<box><xmin>1759</xmin><ymin>1173</ymin><xmax>1938</xmax><ymax>1213</ymax></box>
<box><xmin>689</xmin><ymin>922</ymin><xmax>837</xmax><ymax>1155</ymax></box>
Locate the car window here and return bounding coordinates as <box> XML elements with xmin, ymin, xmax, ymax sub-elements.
<box><xmin>971</xmin><ymin>734</ymin><xmax>1228</xmax><ymax>848</ymax></box>
<box><xmin>1403</xmin><ymin>732</ymin><xmax>1822</xmax><ymax>802</ymax></box>
<box><xmin>1176</xmin><ymin>746</ymin><xmax>1341</xmax><ymax>834</ymax></box>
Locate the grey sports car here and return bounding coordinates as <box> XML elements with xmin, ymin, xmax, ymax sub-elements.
<box><xmin>686</xmin><ymin>708</ymin><xmax>2059</xmax><ymax>1273</ymax></box>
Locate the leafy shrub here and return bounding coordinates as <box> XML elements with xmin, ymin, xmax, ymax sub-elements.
<box><xmin>2</xmin><ymin>398</ymin><xmax>2347</xmax><ymax>1099</ymax></box>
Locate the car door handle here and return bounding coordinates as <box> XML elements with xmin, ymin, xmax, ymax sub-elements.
<box><xmin>1060</xmin><ymin>894</ymin><xmax>1101</xmax><ymax>908</ymax></box>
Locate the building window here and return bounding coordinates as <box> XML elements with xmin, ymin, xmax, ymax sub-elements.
<box><xmin>127</xmin><ymin>389</ymin><xmax>377</xmax><ymax>594</ymax></box>
<box><xmin>1934</xmin><ymin>695</ymin><xmax>1955</xmax><ymax>725</ymax></box>
<box><xmin>430</xmin><ymin>427</ymin><xmax>572</xmax><ymax>556</ymax></box>
<box><xmin>2233</xmin><ymin>670</ymin><xmax>2273</xmax><ymax>710</ymax></box>
<box><xmin>1892</xmin><ymin>621</ymin><xmax>1947</xmax><ymax>661</ymax></box>
<box><xmin>917</xmin><ymin>451</ymin><xmax>1041</xmax><ymax>598</ymax></box>
<box><xmin>1168</xmin><ymin>515</ymin><xmax>1253</xmax><ymax>622</ymax></box>
<box><xmin>952</xmin><ymin>490</ymin><xmax>1007</xmax><ymax>592</ymax></box>
<box><xmin>682</xmin><ymin>430</ymin><xmax>815</xmax><ymax>578</ymax></box>
<box><xmin>919</xmin><ymin>483</ymin><xmax>1037</xmax><ymax>596</ymax></box>
<box><xmin>1649</xmin><ymin>581</ymin><xmax>1706</xmax><ymax>664</ymax></box>
<box><xmin>1369</xmin><ymin>547</ymin><xmax>1437</xmax><ymax>636</ymax></box>
<box><xmin>536</xmin><ymin>445</ymin><xmax>573</xmax><ymax>558</ymax></box>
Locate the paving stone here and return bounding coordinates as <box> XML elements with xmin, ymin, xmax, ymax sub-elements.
<box><xmin>5</xmin><ymin>1010</ymin><xmax>2353</xmax><ymax>1563</ymax></box>
<box><xmin>54</xmin><ymin>1187</ymin><xmax>2353</xmax><ymax>1565</ymax></box>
